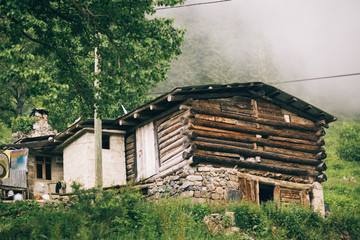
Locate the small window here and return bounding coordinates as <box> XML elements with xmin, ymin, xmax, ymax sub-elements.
<box><xmin>102</xmin><ymin>135</ymin><xmax>110</xmax><ymax>149</ymax></box>
<box><xmin>36</xmin><ymin>156</ymin><xmax>51</xmax><ymax>180</ymax></box>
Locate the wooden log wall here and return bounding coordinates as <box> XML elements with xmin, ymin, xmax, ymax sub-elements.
<box><xmin>125</xmin><ymin>133</ymin><xmax>136</xmax><ymax>181</ymax></box>
<box><xmin>155</xmin><ymin>109</ymin><xmax>192</xmax><ymax>173</ymax></box>
<box><xmin>181</xmin><ymin>97</ymin><xmax>327</xmax><ymax>183</ymax></box>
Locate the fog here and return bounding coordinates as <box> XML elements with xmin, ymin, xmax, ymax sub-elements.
<box><xmin>158</xmin><ymin>0</ymin><xmax>360</xmax><ymax>117</ymax></box>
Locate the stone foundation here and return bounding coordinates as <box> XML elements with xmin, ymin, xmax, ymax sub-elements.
<box><xmin>147</xmin><ymin>165</ymin><xmax>240</xmax><ymax>203</ymax></box>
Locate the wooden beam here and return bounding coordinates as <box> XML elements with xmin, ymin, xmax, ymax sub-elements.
<box><xmin>192</xmin><ymin>141</ymin><xmax>320</xmax><ymax>165</ymax></box>
<box><xmin>190</xmin><ymin>118</ymin><xmax>319</xmax><ymax>142</ymax></box>
<box><xmin>192</xmin><ymin>152</ymin><xmax>320</xmax><ymax>177</ymax></box>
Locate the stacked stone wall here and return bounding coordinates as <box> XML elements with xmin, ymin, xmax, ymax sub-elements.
<box><xmin>147</xmin><ymin>164</ymin><xmax>240</xmax><ymax>203</ymax></box>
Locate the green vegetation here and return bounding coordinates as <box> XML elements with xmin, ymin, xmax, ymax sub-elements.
<box><xmin>323</xmin><ymin>119</ymin><xmax>360</xmax><ymax>210</ymax></box>
<box><xmin>10</xmin><ymin>116</ymin><xmax>36</xmax><ymax>133</ymax></box>
<box><xmin>0</xmin><ymin>183</ymin><xmax>359</xmax><ymax>239</ymax></box>
<box><xmin>336</xmin><ymin>121</ymin><xmax>360</xmax><ymax>162</ymax></box>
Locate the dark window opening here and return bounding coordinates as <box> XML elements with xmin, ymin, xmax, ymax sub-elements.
<box><xmin>102</xmin><ymin>135</ymin><xmax>110</xmax><ymax>149</ymax></box>
<box><xmin>36</xmin><ymin>163</ymin><xmax>43</xmax><ymax>179</ymax></box>
<box><xmin>259</xmin><ymin>184</ymin><xmax>274</xmax><ymax>203</ymax></box>
<box><xmin>36</xmin><ymin>156</ymin><xmax>51</xmax><ymax>180</ymax></box>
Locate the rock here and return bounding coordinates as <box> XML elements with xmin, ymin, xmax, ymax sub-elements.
<box><xmin>229</xmin><ymin>174</ymin><xmax>238</xmax><ymax>182</ymax></box>
<box><xmin>193</xmin><ymin>198</ymin><xmax>206</xmax><ymax>204</ymax></box>
<box><xmin>220</xmin><ymin>180</ymin><xmax>227</xmax><ymax>186</ymax></box>
<box><xmin>206</xmin><ymin>184</ymin><xmax>215</xmax><ymax>191</ymax></box>
<box><xmin>194</xmin><ymin>181</ymin><xmax>203</xmax><ymax>186</ymax></box>
<box><xmin>227</xmin><ymin>181</ymin><xmax>239</xmax><ymax>189</ymax></box>
<box><xmin>215</xmin><ymin>187</ymin><xmax>224</xmax><ymax>194</ymax></box>
<box><xmin>198</xmin><ymin>166</ymin><xmax>211</xmax><ymax>172</ymax></box>
<box><xmin>186</xmin><ymin>175</ymin><xmax>203</xmax><ymax>181</ymax></box>
<box><xmin>211</xmin><ymin>193</ymin><xmax>221</xmax><ymax>200</ymax></box>
<box><xmin>181</xmin><ymin>181</ymin><xmax>194</xmax><ymax>189</ymax></box>
<box><xmin>194</xmin><ymin>191</ymin><xmax>201</xmax><ymax>198</ymax></box>
<box><xmin>170</xmin><ymin>175</ymin><xmax>180</xmax><ymax>181</ymax></box>
<box><xmin>181</xmin><ymin>191</ymin><xmax>194</xmax><ymax>198</ymax></box>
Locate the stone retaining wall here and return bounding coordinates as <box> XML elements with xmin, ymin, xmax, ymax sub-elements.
<box><xmin>147</xmin><ymin>164</ymin><xmax>240</xmax><ymax>203</ymax></box>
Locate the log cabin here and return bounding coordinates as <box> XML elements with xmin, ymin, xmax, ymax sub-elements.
<box><xmin>0</xmin><ymin>82</ymin><xmax>336</xmax><ymax>215</ymax></box>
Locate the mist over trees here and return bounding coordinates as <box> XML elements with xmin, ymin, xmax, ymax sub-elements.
<box><xmin>154</xmin><ymin>6</ymin><xmax>281</xmax><ymax>92</ymax></box>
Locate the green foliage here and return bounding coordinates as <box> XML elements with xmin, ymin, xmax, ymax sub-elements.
<box><xmin>0</xmin><ymin>0</ymin><xmax>186</xmax><ymax>132</ymax></box>
<box><xmin>337</xmin><ymin>121</ymin><xmax>360</xmax><ymax>162</ymax></box>
<box><xmin>0</xmin><ymin>120</ymin><xmax>12</xmax><ymax>144</ymax></box>
<box><xmin>11</xmin><ymin>116</ymin><xmax>36</xmax><ymax>132</ymax></box>
<box><xmin>322</xmin><ymin>119</ymin><xmax>360</xmax><ymax>209</ymax></box>
<box><xmin>1</xmin><ymin>186</ymin><xmax>360</xmax><ymax>239</ymax></box>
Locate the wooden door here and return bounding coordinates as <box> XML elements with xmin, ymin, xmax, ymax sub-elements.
<box><xmin>239</xmin><ymin>177</ymin><xmax>259</xmax><ymax>204</ymax></box>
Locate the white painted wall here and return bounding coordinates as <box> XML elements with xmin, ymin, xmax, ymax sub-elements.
<box><xmin>63</xmin><ymin>131</ymin><xmax>126</xmax><ymax>193</ymax></box>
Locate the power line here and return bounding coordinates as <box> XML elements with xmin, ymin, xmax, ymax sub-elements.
<box><xmin>274</xmin><ymin>72</ymin><xmax>360</xmax><ymax>84</ymax></box>
<box><xmin>155</xmin><ymin>0</ymin><xmax>232</xmax><ymax>11</ymax></box>
<box><xmin>145</xmin><ymin>72</ymin><xmax>360</xmax><ymax>95</ymax></box>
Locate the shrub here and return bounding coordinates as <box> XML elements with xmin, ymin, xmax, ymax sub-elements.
<box><xmin>337</xmin><ymin>121</ymin><xmax>360</xmax><ymax>162</ymax></box>
<box><xmin>11</xmin><ymin>116</ymin><xmax>36</xmax><ymax>132</ymax></box>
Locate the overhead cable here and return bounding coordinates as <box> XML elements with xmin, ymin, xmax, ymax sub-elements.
<box><xmin>156</xmin><ymin>0</ymin><xmax>232</xmax><ymax>10</ymax></box>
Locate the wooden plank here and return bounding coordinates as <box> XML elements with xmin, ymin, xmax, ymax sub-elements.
<box><xmin>192</xmin><ymin>141</ymin><xmax>321</xmax><ymax>166</ymax></box>
<box><xmin>190</xmin><ymin>118</ymin><xmax>318</xmax><ymax>141</ymax></box>
<box><xmin>159</xmin><ymin>133</ymin><xmax>185</xmax><ymax>151</ymax></box>
<box><xmin>159</xmin><ymin>137</ymin><xmax>187</xmax><ymax>157</ymax></box>
<box><xmin>237</xmin><ymin>172</ymin><xmax>312</xmax><ymax>190</ymax></box>
<box><xmin>159</xmin><ymin>151</ymin><xmax>184</xmax><ymax>172</ymax></box>
<box><xmin>192</xmin><ymin>129</ymin><xmax>323</xmax><ymax>153</ymax></box>
<box><xmin>161</xmin><ymin>145</ymin><xmax>185</xmax><ymax>163</ymax></box>
<box><xmin>136</xmin><ymin>122</ymin><xmax>159</xmax><ymax>181</ymax></box>
<box><xmin>191</xmin><ymin>106</ymin><xmax>318</xmax><ymax>132</ymax></box>
<box><xmin>158</xmin><ymin>127</ymin><xmax>182</xmax><ymax>145</ymax></box>
<box><xmin>192</xmin><ymin>151</ymin><xmax>320</xmax><ymax>176</ymax></box>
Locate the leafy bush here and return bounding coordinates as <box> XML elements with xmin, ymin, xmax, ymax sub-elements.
<box><xmin>11</xmin><ymin>116</ymin><xmax>36</xmax><ymax>132</ymax></box>
<box><xmin>337</xmin><ymin>121</ymin><xmax>360</xmax><ymax>162</ymax></box>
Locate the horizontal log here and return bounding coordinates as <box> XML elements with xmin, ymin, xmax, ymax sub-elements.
<box><xmin>316</xmin><ymin>138</ymin><xmax>325</xmax><ymax>146</ymax></box>
<box><xmin>192</xmin><ymin>152</ymin><xmax>320</xmax><ymax>177</ymax></box>
<box><xmin>191</xmin><ymin>129</ymin><xmax>323</xmax><ymax>154</ymax></box>
<box><xmin>315</xmin><ymin>152</ymin><xmax>327</xmax><ymax>160</ymax></box>
<box><xmin>237</xmin><ymin>172</ymin><xmax>312</xmax><ymax>190</ymax></box>
<box><xmin>315</xmin><ymin>120</ymin><xmax>329</xmax><ymax>129</ymax></box>
<box><xmin>145</xmin><ymin>159</ymin><xmax>193</xmax><ymax>183</ymax></box>
<box><xmin>315</xmin><ymin>128</ymin><xmax>326</xmax><ymax>137</ymax></box>
<box><xmin>316</xmin><ymin>173</ymin><xmax>327</xmax><ymax>183</ymax></box>
<box><xmin>125</xmin><ymin>142</ymin><xmax>135</xmax><ymax>151</ymax></box>
<box><xmin>158</xmin><ymin>127</ymin><xmax>182</xmax><ymax>145</ymax></box>
<box><xmin>268</xmin><ymin>136</ymin><xmax>317</xmax><ymax>146</ymax></box>
<box><xmin>316</xmin><ymin>162</ymin><xmax>327</xmax><ymax>171</ymax></box>
<box><xmin>160</xmin><ymin>151</ymin><xmax>184</xmax><ymax>172</ymax></box>
<box><xmin>192</xmin><ymin>141</ymin><xmax>320</xmax><ymax>165</ymax></box>
<box><xmin>196</xmin><ymin>136</ymin><xmax>254</xmax><ymax>149</ymax></box>
<box><xmin>160</xmin><ymin>145</ymin><xmax>184</xmax><ymax>163</ymax></box>
<box><xmin>159</xmin><ymin>133</ymin><xmax>184</xmax><ymax>151</ymax></box>
<box><xmin>191</xmin><ymin>106</ymin><xmax>318</xmax><ymax>132</ymax></box>
<box><xmin>157</xmin><ymin>122</ymin><xmax>183</xmax><ymax>139</ymax></box>
<box><xmin>190</xmin><ymin>118</ymin><xmax>318</xmax><ymax>141</ymax></box>
<box><xmin>160</xmin><ymin>137</ymin><xmax>187</xmax><ymax>157</ymax></box>
<box><xmin>264</xmin><ymin>146</ymin><xmax>316</xmax><ymax>159</ymax></box>
<box><xmin>125</xmin><ymin>134</ymin><xmax>135</xmax><ymax>144</ymax></box>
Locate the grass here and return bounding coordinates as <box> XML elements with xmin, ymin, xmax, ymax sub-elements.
<box><xmin>322</xmin><ymin>119</ymin><xmax>360</xmax><ymax>210</ymax></box>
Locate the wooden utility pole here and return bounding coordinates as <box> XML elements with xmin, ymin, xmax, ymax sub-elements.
<box><xmin>94</xmin><ymin>46</ymin><xmax>103</xmax><ymax>190</ymax></box>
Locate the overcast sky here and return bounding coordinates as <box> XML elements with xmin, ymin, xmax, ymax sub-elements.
<box><xmin>160</xmin><ymin>0</ymin><xmax>360</xmax><ymax>117</ymax></box>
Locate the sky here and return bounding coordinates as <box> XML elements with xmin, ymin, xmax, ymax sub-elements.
<box><xmin>159</xmin><ymin>0</ymin><xmax>360</xmax><ymax>117</ymax></box>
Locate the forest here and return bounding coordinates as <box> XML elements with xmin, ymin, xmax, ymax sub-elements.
<box><xmin>0</xmin><ymin>1</ymin><xmax>359</xmax><ymax>239</ymax></box>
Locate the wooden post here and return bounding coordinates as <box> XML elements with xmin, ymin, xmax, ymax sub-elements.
<box><xmin>94</xmin><ymin>46</ymin><xmax>103</xmax><ymax>190</ymax></box>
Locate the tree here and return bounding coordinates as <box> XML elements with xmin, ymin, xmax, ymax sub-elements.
<box><xmin>337</xmin><ymin>121</ymin><xmax>360</xmax><ymax>162</ymax></box>
<box><xmin>0</xmin><ymin>0</ymin><xmax>185</xmax><ymax>131</ymax></box>
<box><xmin>154</xmin><ymin>7</ymin><xmax>281</xmax><ymax>92</ymax></box>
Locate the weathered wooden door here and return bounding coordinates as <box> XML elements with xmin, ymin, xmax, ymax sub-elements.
<box><xmin>274</xmin><ymin>186</ymin><xmax>310</xmax><ymax>207</ymax></box>
<box><xmin>136</xmin><ymin>122</ymin><xmax>159</xmax><ymax>181</ymax></box>
<box><xmin>239</xmin><ymin>177</ymin><xmax>259</xmax><ymax>204</ymax></box>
